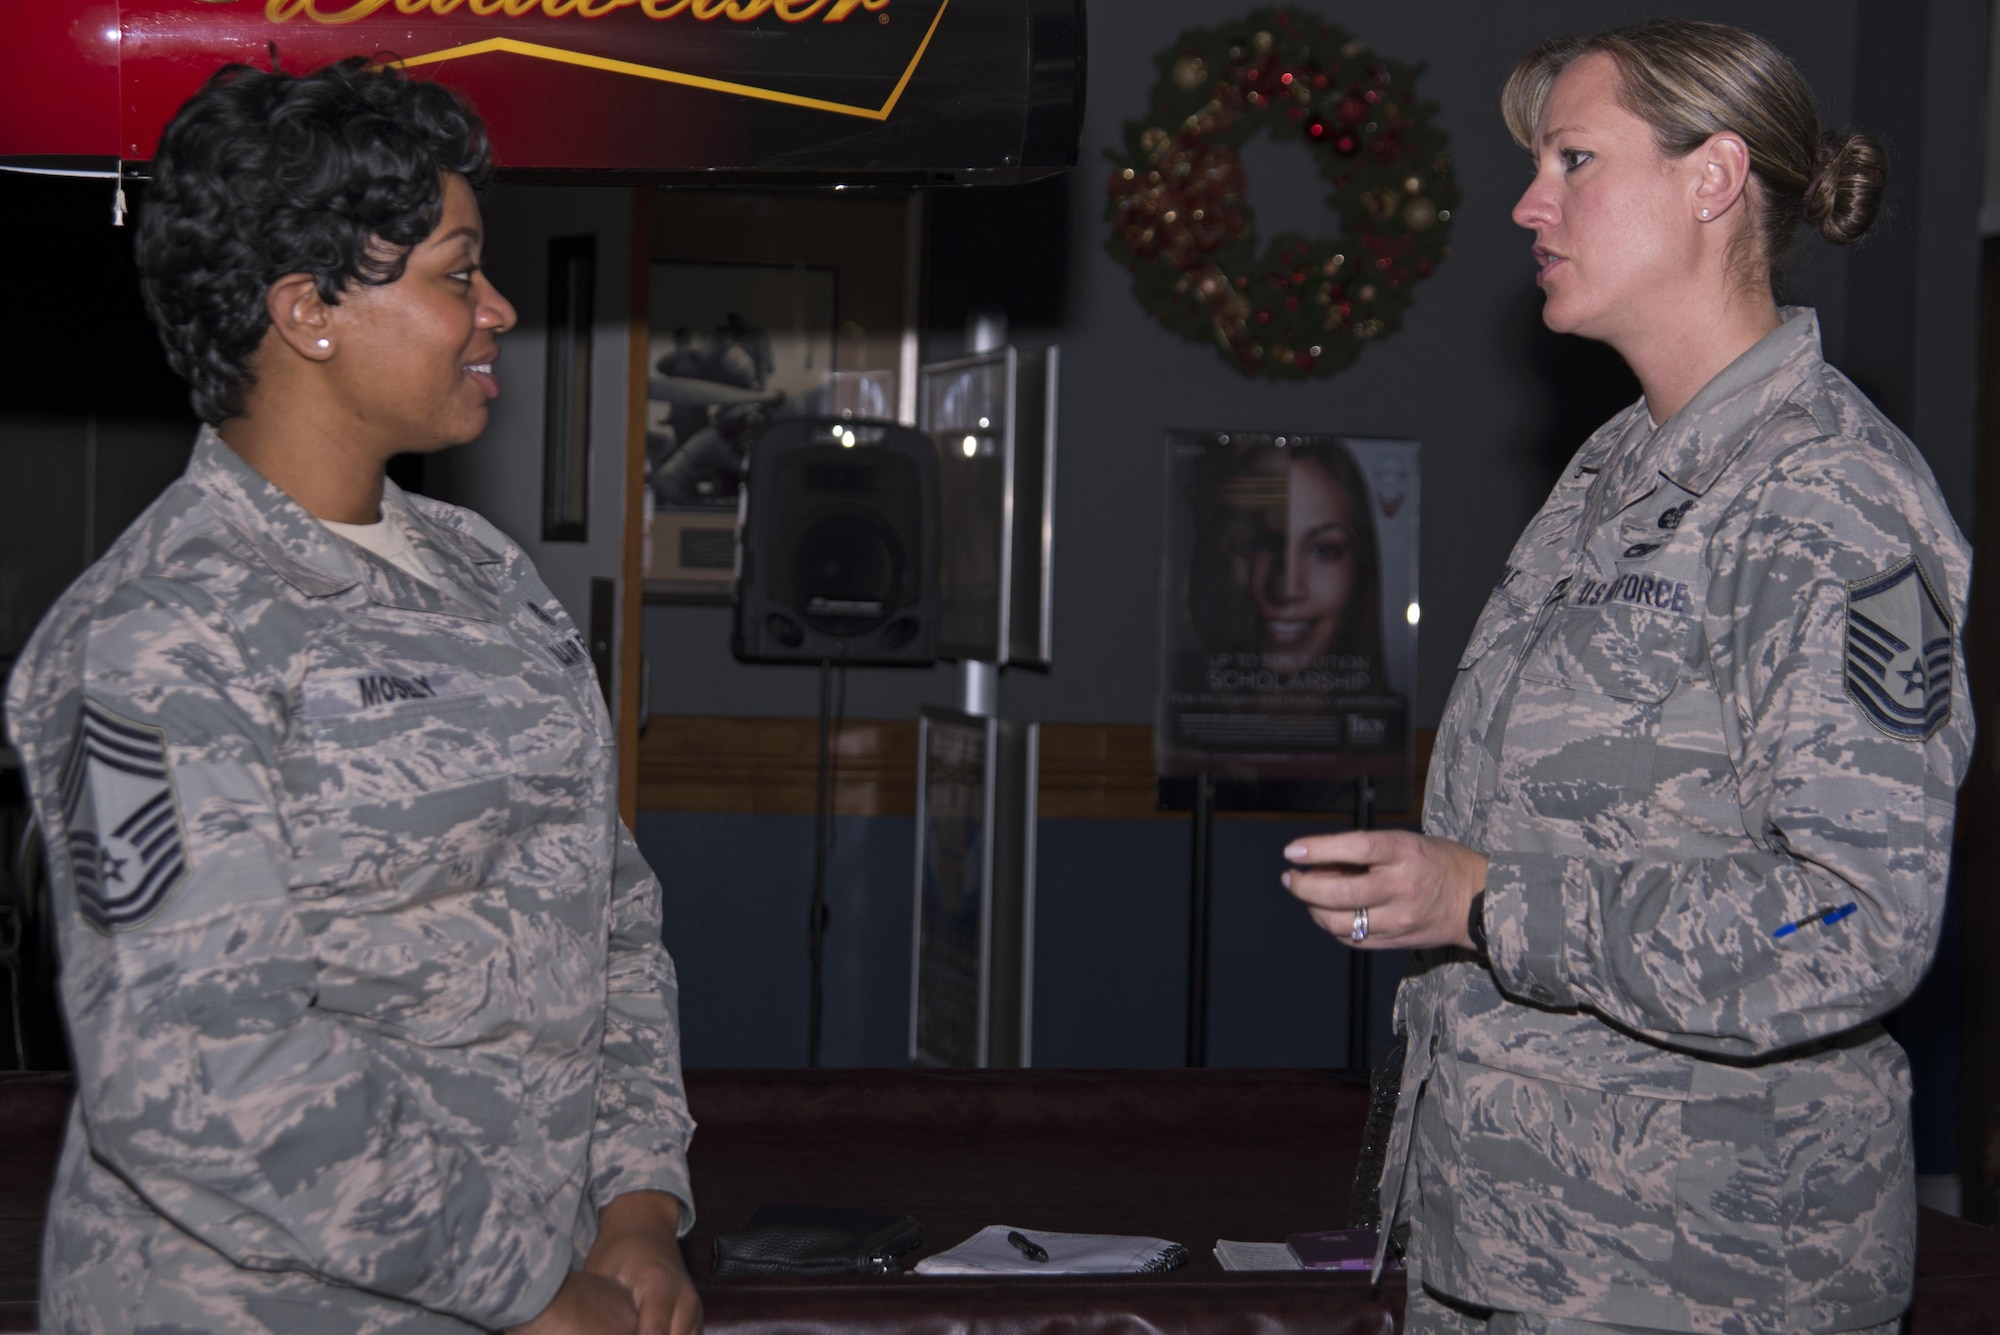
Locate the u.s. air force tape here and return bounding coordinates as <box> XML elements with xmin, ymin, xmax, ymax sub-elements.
<box><xmin>1844</xmin><ymin>557</ymin><xmax>1953</xmax><ymax>742</ymax></box>
<box><xmin>58</xmin><ymin>698</ymin><xmax>189</xmax><ymax>932</ymax></box>
<box><xmin>522</xmin><ymin>599</ymin><xmax>592</xmax><ymax>673</ymax></box>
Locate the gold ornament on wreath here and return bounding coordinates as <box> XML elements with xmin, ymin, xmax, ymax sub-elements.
<box><xmin>1106</xmin><ymin>7</ymin><xmax>1458</xmax><ymax>379</ymax></box>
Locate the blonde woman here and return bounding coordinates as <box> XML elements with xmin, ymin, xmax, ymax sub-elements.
<box><xmin>1284</xmin><ymin>20</ymin><xmax>1967</xmax><ymax>1334</ymax></box>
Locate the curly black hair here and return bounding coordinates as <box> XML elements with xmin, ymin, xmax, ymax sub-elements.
<box><xmin>136</xmin><ymin>58</ymin><xmax>491</xmax><ymax>425</ymax></box>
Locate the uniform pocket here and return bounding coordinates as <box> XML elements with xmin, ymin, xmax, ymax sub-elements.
<box><xmin>1441</xmin><ymin>1058</ymin><xmax>1681</xmax><ymax>1299</ymax></box>
<box><xmin>297</xmin><ymin>690</ymin><xmax>520</xmax><ymax>896</ymax></box>
<box><xmin>307</xmin><ymin>690</ymin><xmax>506</xmax><ymax>799</ymax></box>
<box><xmin>1457</xmin><ymin>585</ymin><xmax>1534</xmax><ymax>670</ymax></box>
<box><xmin>1521</xmin><ymin>601</ymin><xmax>1689</xmax><ymax>704</ymax></box>
<box><xmin>1443</xmin><ymin>1054</ymin><xmax>1790</xmax><ymax>1325</ymax></box>
<box><xmin>1668</xmin><ymin>1090</ymin><xmax>1787</xmax><ymax>1313</ymax></box>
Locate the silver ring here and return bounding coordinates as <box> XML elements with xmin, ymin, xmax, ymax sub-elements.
<box><xmin>1351</xmin><ymin>906</ymin><xmax>1369</xmax><ymax>943</ymax></box>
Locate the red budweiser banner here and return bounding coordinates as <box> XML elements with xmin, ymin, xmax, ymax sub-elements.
<box><xmin>2</xmin><ymin>0</ymin><xmax>1082</xmax><ymax>174</ymax></box>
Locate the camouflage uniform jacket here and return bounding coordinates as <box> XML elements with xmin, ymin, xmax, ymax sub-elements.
<box><xmin>6</xmin><ymin>429</ymin><xmax>695</xmax><ymax>1334</ymax></box>
<box><xmin>1382</xmin><ymin>310</ymin><xmax>1971</xmax><ymax>1334</ymax></box>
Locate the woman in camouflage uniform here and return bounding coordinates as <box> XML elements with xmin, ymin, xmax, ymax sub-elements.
<box><xmin>6</xmin><ymin>62</ymin><xmax>700</xmax><ymax>1335</ymax></box>
<box><xmin>1284</xmin><ymin>20</ymin><xmax>1968</xmax><ymax>1335</ymax></box>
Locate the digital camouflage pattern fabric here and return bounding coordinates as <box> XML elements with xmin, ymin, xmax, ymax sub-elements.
<box><xmin>7</xmin><ymin>429</ymin><xmax>695</xmax><ymax>1334</ymax></box>
<box><xmin>1402</xmin><ymin>1279</ymin><xmax>1903</xmax><ymax>1335</ymax></box>
<box><xmin>1383</xmin><ymin>310</ymin><xmax>1971</xmax><ymax>1334</ymax></box>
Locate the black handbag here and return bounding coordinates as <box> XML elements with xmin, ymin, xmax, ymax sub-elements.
<box><xmin>711</xmin><ymin>1204</ymin><xmax>924</xmax><ymax>1277</ymax></box>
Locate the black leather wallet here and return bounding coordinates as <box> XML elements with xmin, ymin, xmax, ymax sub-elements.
<box><xmin>711</xmin><ymin>1204</ymin><xmax>924</xmax><ymax>1277</ymax></box>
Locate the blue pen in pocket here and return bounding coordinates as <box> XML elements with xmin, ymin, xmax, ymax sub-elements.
<box><xmin>1772</xmin><ymin>902</ymin><xmax>1857</xmax><ymax>939</ymax></box>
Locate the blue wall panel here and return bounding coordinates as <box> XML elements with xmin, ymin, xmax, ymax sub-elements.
<box><xmin>1026</xmin><ymin>820</ymin><xmax>1190</xmax><ymax>1068</ymax></box>
<box><xmin>639</xmin><ymin>804</ymin><xmax>1962</xmax><ymax>1174</ymax></box>
<box><xmin>1030</xmin><ymin>817</ymin><xmax>1407</xmax><ymax>1069</ymax></box>
<box><xmin>639</xmin><ymin>812</ymin><xmax>914</xmax><ymax>1068</ymax></box>
<box><xmin>1207</xmin><ymin>820</ymin><xmax>1408</xmax><ymax>1070</ymax></box>
<box><xmin>640</xmin><ymin>810</ymin><xmax>1407</xmax><ymax>1071</ymax></box>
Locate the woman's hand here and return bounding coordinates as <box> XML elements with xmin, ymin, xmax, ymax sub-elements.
<box><xmin>585</xmin><ymin>1192</ymin><xmax>703</xmax><ymax>1335</ymax></box>
<box><xmin>505</xmin><ymin>1271</ymin><xmax>639</xmax><ymax>1335</ymax></box>
<box><xmin>1282</xmin><ymin>829</ymin><xmax>1489</xmax><ymax>950</ymax></box>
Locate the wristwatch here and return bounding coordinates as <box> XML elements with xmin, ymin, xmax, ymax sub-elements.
<box><xmin>1466</xmin><ymin>890</ymin><xmax>1488</xmax><ymax>956</ymax></box>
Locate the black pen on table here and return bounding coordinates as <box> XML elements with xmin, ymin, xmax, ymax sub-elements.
<box><xmin>1007</xmin><ymin>1230</ymin><xmax>1049</xmax><ymax>1262</ymax></box>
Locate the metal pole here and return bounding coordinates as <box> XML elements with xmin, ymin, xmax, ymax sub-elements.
<box><xmin>1348</xmin><ymin>778</ymin><xmax>1376</xmax><ymax>1069</ymax></box>
<box><xmin>808</xmin><ymin>657</ymin><xmax>832</xmax><ymax>1068</ymax></box>
<box><xmin>967</xmin><ymin>306</ymin><xmax>1007</xmax><ymax>356</ymax></box>
<box><xmin>1187</xmin><ymin>771</ymin><xmax>1215</xmax><ymax>1067</ymax></box>
<box><xmin>959</xmin><ymin>660</ymin><xmax>998</xmax><ymax>717</ymax></box>
<box><xmin>959</xmin><ymin>308</ymin><xmax>1004</xmax><ymax>720</ymax></box>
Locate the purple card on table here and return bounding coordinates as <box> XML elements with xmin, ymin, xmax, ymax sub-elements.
<box><xmin>1285</xmin><ymin>1227</ymin><xmax>1396</xmax><ymax>1271</ymax></box>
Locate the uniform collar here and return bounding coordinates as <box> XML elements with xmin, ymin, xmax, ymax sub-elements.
<box><xmin>188</xmin><ymin>427</ymin><xmax>504</xmax><ymax>614</ymax></box>
<box><xmin>382</xmin><ymin>479</ymin><xmax>504</xmax><ymax>578</ymax></box>
<box><xmin>187</xmin><ymin>427</ymin><xmax>361</xmax><ymax>598</ymax></box>
<box><xmin>348</xmin><ymin>481</ymin><xmax>506</xmax><ymax>620</ymax></box>
<box><xmin>1644</xmin><ymin>306</ymin><xmax>1821</xmax><ymax>497</ymax></box>
<box><xmin>1571</xmin><ymin>401</ymin><xmax>1652</xmax><ymax>476</ymax></box>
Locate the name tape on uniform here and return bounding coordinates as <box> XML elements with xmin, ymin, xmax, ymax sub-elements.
<box><xmin>303</xmin><ymin>671</ymin><xmax>481</xmax><ymax>720</ymax></box>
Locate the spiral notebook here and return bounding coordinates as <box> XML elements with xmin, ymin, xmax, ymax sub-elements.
<box><xmin>913</xmin><ymin>1226</ymin><xmax>1189</xmax><ymax>1276</ymax></box>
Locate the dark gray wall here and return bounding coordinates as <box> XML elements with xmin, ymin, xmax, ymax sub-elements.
<box><xmin>1841</xmin><ymin>1</ymin><xmax>1985</xmax><ymax>527</ymax></box>
<box><xmin>0</xmin><ymin>175</ymin><xmax>200</xmax><ymax>668</ymax></box>
<box><xmin>643</xmin><ymin>0</ymin><xmax>1985</xmax><ymax>729</ymax></box>
<box><xmin>427</xmin><ymin>186</ymin><xmax>639</xmax><ymax>709</ymax></box>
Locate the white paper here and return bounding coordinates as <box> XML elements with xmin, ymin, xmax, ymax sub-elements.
<box><xmin>914</xmin><ymin>1225</ymin><xmax>1183</xmax><ymax>1276</ymax></box>
<box><xmin>1212</xmin><ymin>1239</ymin><xmax>1305</xmax><ymax>1272</ymax></box>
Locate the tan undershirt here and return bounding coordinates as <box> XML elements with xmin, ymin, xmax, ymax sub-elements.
<box><xmin>321</xmin><ymin>515</ymin><xmax>436</xmax><ymax>587</ymax></box>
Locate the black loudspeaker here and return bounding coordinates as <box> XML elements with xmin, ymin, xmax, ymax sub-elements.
<box><xmin>734</xmin><ymin>418</ymin><xmax>939</xmax><ymax>665</ymax></box>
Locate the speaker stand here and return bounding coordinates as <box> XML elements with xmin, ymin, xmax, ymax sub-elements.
<box><xmin>807</xmin><ymin>654</ymin><xmax>846</xmax><ymax>1069</ymax></box>
<box><xmin>1185</xmin><ymin>771</ymin><xmax>1215</xmax><ymax>1068</ymax></box>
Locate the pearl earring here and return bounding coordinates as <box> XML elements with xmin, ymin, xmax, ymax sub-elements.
<box><xmin>1699</xmin><ymin>208</ymin><xmax>1711</xmax><ymax>220</ymax></box>
<box><xmin>316</xmin><ymin>338</ymin><xmax>331</xmax><ymax>349</ymax></box>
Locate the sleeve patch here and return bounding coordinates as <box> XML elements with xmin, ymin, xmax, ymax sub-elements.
<box><xmin>1843</xmin><ymin>558</ymin><xmax>1953</xmax><ymax>742</ymax></box>
<box><xmin>58</xmin><ymin>698</ymin><xmax>189</xmax><ymax>931</ymax></box>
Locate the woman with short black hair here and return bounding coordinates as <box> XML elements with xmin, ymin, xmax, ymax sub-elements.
<box><xmin>8</xmin><ymin>59</ymin><xmax>700</xmax><ymax>1335</ymax></box>
<box><xmin>1285</xmin><ymin>19</ymin><xmax>1965</xmax><ymax>1334</ymax></box>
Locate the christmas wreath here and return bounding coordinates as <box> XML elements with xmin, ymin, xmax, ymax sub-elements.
<box><xmin>1106</xmin><ymin>8</ymin><xmax>1458</xmax><ymax>380</ymax></box>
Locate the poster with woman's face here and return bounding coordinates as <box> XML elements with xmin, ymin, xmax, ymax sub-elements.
<box><xmin>1155</xmin><ymin>432</ymin><xmax>1418</xmax><ymax>789</ymax></box>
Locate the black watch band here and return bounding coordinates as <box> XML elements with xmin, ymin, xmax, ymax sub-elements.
<box><xmin>1466</xmin><ymin>890</ymin><xmax>1488</xmax><ymax>956</ymax></box>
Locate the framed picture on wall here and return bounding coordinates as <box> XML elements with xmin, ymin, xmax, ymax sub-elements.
<box><xmin>541</xmin><ymin>234</ymin><xmax>595</xmax><ymax>543</ymax></box>
<box><xmin>1154</xmin><ymin>431</ymin><xmax>1421</xmax><ymax>812</ymax></box>
<box><xmin>640</xmin><ymin>191</ymin><xmax>919</xmax><ymax>603</ymax></box>
<box><xmin>911</xmin><ymin>707</ymin><xmax>993</xmax><ymax>1069</ymax></box>
<box><xmin>645</xmin><ymin>260</ymin><xmax>836</xmax><ymax>513</ymax></box>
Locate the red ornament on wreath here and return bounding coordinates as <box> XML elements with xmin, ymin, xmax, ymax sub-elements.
<box><xmin>1106</xmin><ymin>7</ymin><xmax>1458</xmax><ymax>380</ymax></box>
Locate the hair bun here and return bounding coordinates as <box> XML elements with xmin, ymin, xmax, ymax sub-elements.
<box><xmin>1806</xmin><ymin>130</ymin><xmax>1886</xmax><ymax>245</ymax></box>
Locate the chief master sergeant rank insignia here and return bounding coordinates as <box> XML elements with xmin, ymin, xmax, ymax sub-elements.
<box><xmin>59</xmin><ymin>698</ymin><xmax>189</xmax><ymax>932</ymax></box>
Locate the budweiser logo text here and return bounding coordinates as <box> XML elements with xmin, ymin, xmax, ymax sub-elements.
<box><xmin>258</xmin><ymin>0</ymin><xmax>890</xmax><ymax>22</ymax></box>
